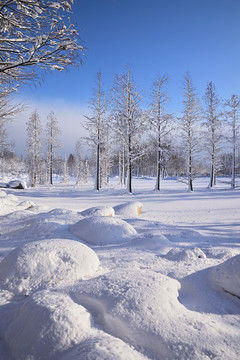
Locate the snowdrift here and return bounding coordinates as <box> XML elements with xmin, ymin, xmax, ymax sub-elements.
<box><xmin>70</xmin><ymin>216</ymin><xmax>137</xmax><ymax>245</ymax></box>
<box><xmin>208</xmin><ymin>254</ymin><xmax>240</xmax><ymax>298</ymax></box>
<box><xmin>3</xmin><ymin>290</ymin><xmax>93</xmax><ymax>360</ymax></box>
<box><xmin>80</xmin><ymin>205</ymin><xmax>115</xmax><ymax>217</ymax></box>
<box><xmin>166</xmin><ymin>247</ymin><xmax>207</xmax><ymax>261</ymax></box>
<box><xmin>114</xmin><ymin>201</ymin><xmax>143</xmax><ymax>216</ymax></box>
<box><xmin>0</xmin><ymin>239</ymin><xmax>100</xmax><ymax>295</ymax></box>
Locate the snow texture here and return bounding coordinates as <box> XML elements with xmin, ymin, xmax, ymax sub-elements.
<box><xmin>70</xmin><ymin>216</ymin><xmax>137</xmax><ymax>245</ymax></box>
<box><xmin>80</xmin><ymin>205</ymin><xmax>115</xmax><ymax>217</ymax></box>
<box><xmin>0</xmin><ymin>239</ymin><xmax>100</xmax><ymax>295</ymax></box>
<box><xmin>114</xmin><ymin>201</ymin><xmax>143</xmax><ymax>216</ymax></box>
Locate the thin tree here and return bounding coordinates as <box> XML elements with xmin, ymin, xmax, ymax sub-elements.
<box><xmin>0</xmin><ymin>87</ymin><xmax>24</xmax><ymax>157</ymax></box>
<box><xmin>180</xmin><ymin>72</ymin><xmax>200</xmax><ymax>191</ymax></box>
<box><xmin>26</xmin><ymin>110</ymin><xmax>42</xmax><ymax>187</ymax></box>
<box><xmin>84</xmin><ymin>71</ymin><xmax>107</xmax><ymax>190</ymax></box>
<box><xmin>111</xmin><ymin>66</ymin><xmax>144</xmax><ymax>193</ymax></box>
<box><xmin>149</xmin><ymin>75</ymin><xmax>172</xmax><ymax>190</ymax></box>
<box><xmin>203</xmin><ymin>82</ymin><xmax>223</xmax><ymax>188</ymax></box>
<box><xmin>225</xmin><ymin>94</ymin><xmax>240</xmax><ymax>189</ymax></box>
<box><xmin>75</xmin><ymin>139</ymin><xmax>82</xmax><ymax>185</ymax></box>
<box><xmin>0</xmin><ymin>0</ymin><xmax>83</xmax><ymax>87</ymax></box>
<box><xmin>46</xmin><ymin>111</ymin><xmax>61</xmax><ymax>185</ymax></box>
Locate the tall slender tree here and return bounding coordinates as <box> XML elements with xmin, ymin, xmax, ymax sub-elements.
<box><xmin>225</xmin><ymin>94</ymin><xmax>240</xmax><ymax>189</ymax></box>
<box><xmin>180</xmin><ymin>72</ymin><xmax>200</xmax><ymax>191</ymax></box>
<box><xmin>149</xmin><ymin>75</ymin><xmax>172</xmax><ymax>190</ymax></box>
<box><xmin>84</xmin><ymin>71</ymin><xmax>108</xmax><ymax>190</ymax></box>
<box><xmin>203</xmin><ymin>82</ymin><xmax>222</xmax><ymax>187</ymax></box>
<box><xmin>46</xmin><ymin>111</ymin><xmax>61</xmax><ymax>185</ymax></box>
<box><xmin>111</xmin><ymin>66</ymin><xmax>144</xmax><ymax>193</ymax></box>
<box><xmin>26</xmin><ymin>110</ymin><xmax>42</xmax><ymax>187</ymax></box>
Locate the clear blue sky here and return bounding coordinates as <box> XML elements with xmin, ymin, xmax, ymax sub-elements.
<box><xmin>13</xmin><ymin>0</ymin><xmax>240</xmax><ymax>154</ymax></box>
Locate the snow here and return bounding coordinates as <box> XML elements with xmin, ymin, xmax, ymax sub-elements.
<box><xmin>0</xmin><ymin>176</ymin><xmax>240</xmax><ymax>359</ymax></box>
<box><xmin>0</xmin><ymin>239</ymin><xmax>100</xmax><ymax>295</ymax></box>
<box><xmin>114</xmin><ymin>201</ymin><xmax>143</xmax><ymax>216</ymax></box>
<box><xmin>70</xmin><ymin>216</ymin><xmax>137</xmax><ymax>245</ymax></box>
<box><xmin>80</xmin><ymin>205</ymin><xmax>115</xmax><ymax>217</ymax></box>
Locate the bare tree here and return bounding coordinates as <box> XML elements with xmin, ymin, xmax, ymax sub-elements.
<box><xmin>180</xmin><ymin>72</ymin><xmax>200</xmax><ymax>191</ymax></box>
<box><xmin>0</xmin><ymin>87</ymin><xmax>24</xmax><ymax>156</ymax></box>
<box><xmin>111</xmin><ymin>66</ymin><xmax>144</xmax><ymax>193</ymax></box>
<box><xmin>203</xmin><ymin>82</ymin><xmax>223</xmax><ymax>188</ymax></box>
<box><xmin>0</xmin><ymin>0</ymin><xmax>83</xmax><ymax>86</ymax></box>
<box><xmin>26</xmin><ymin>109</ymin><xmax>42</xmax><ymax>187</ymax></box>
<box><xmin>149</xmin><ymin>75</ymin><xmax>172</xmax><ymax>190</ymax></box>
<box><xmin>84</xmin><ymin>71</ymin><xmax>108</xmax><ymax>190</ymax></box>
<box><xmin>225</xmin><ymin>94</ymin><xmax>240</xmax><ymax>189</ymax></box>
<box><xmin>75</xmin><ymin>139</ymin><xmax>82</xmax><ymax>185</ymax></box>
<box><xmin>46</xmin><ymin>111</ymin><xmax>61</xmax><ymax>185</ymax></box>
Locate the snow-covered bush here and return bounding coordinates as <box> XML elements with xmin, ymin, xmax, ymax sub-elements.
<box><xmin>166</xmin><ymin>247</ymin><xmax>207</xmax><ymax>261</ymax></box>
<box><xmin>114</xmin><ymin>201</ymin><xmax>143</xmax><ymax>216</ymax></box>
<box><xmin>81</xmin><ymin>205</ymin><xmax>115</xmax><ymax>217</ymax></box>
<box><xmin>0</xmin><ymin>239</ymin><xmax>100</xmax><ymax>294</ymax></box>
<box><xmin>70</xmin><ymin>216</ymin><xmax>137</xmax><ymax>245</ymax></box>
<box><xmin>208</xmin><ymin>254</ymin><xmax>240</xmax><ymax>298</ymax></box>
<box><xmin>3</xmin><ymin>290</ymin><xmax>93</xmax><ymax>360</ymax></box>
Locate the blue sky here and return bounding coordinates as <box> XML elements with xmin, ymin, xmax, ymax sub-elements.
<box><xmin>13</xmin><ymin>0</ymin><xmax>240</xmax><ymax>155</ymax></box>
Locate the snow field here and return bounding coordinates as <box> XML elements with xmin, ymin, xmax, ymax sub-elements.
<box><xmin>0</xmin><ymin>178</ymin><xmax>240</xmax><ymax>359</ymax></box>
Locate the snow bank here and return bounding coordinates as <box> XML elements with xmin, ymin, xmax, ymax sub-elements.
<box><xmin>8</xmin><ymin>180</ymin><xmax>27</xmax><ymax>189</ymax></box>
<box><xmin>166</xmin><ymin>247</ymin><xmax>207</xmax><ymax>261</ymax></box>
<box><xmin>0</xmin><ymin>192</ymin><xmax>21</xmax><ymax>215</ymax></box>
<box><xmin>0</xmin><ymin>239</ymin><xmax>100</xmax><ymax>295</ymax></box>
<box><xmin>3</xmin><ymin>290</ymin><xmax>93</xmax><ymax>360</ymax></box>
<box><xmin>60</xmin><ymin>333</ymin><xmax>149</xmax><ymax>360</ymax></box>
<box><xmin>127</xmin><ymin>232</ymin><xmax>172</xmax><ymax>254</ymax></box>
<box><xmin>208</xmin><ymin>254</ymin><xmax>240</xmax><ymax>297</ymax></box>
<box><xmin>70</xmin><ymin>216</ymin><xmax>137</xmax><ymax>245</ymax></box>
<box><xmin>114</xmin><ymin>201</ymin><xmax>143</xmax><ymax>216</ymax></box>
<box><xmin>81</xmin><ymin>205</ymin><xmax>115</xmax><ymax>217</ymax></box>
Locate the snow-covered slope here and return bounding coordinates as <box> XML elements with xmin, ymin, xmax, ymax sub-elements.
<box><xmin>0</xmin><ymin>177</ymin><xmax>239</xmax><ymax>360</ymax></box>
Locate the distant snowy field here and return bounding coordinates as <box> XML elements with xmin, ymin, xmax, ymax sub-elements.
<box><xmin>0</xmin><ymin>176</ymin><xmax>239</xmax><ymax>359</ymax></box>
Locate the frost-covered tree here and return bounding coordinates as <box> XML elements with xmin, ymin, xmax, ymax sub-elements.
<box><xmin>46</xmin><ymin>111</ymin><xmax>61</xmax><ymax>185</ymax></box>
<box><xmin>180</xmin><ymin>73</ymin><xmax>200</xmax><ymax>191</ymax></box>
<box><xmin>225</xmin><ymin>94</ymin><xmax>240</xmax><ymax>189</ymax></box>
<box><xmin>149</xmin><ymin>75</ymin><xmax>172</xmax><ymax>190</ymax></box>
<box><xmin>111</xmin><ymin>66</ymin><xmax>144</xmax><ymax>193</ymax></box>
<box><xmin>203</xmin><ymin>82</ymin><xmax>222</xmax><ymax>188</ymax></box>
<box><xmin>84</xmin><ymin>71</ymin><xmax>108</xmax><ymax>190</ymax></box>
<box><xmin>26</xmin><ymin>109</ymin><xmax>42</xmax><ymax>187</ymax></box>
<box><xmin>0</xmin><ymin>0</ymin><xmax>83</xmax><ymax>87</ymax></box>
<box><xmin>75</xmin><ymin>139</ymin><xmax>82</xmax><ymax>185</ymax></box>
<box><xmin>0</xmin><ymin>87</ymin><xmax>23</xmax><ymax>156</ymax></box>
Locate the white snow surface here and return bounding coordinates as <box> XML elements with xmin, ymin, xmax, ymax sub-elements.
<box><xmin>0</xmin><ymin>239</ymin><xmax>100</xmax><ymax>295</ymax></box>
<box><xmin>114</xmin><ymin>201</ymin><xmax>143</xmax><ymax>216</ymax></box>
<box><xmin>0</xmin><ymin>177</ymin><xmax>240</xmax><ymax>360</ymax></box>
<box><xmin>70</xmin><ymin>216</ymin><xmax>137</xmax><ymax>245</ymax></box>
<box><xmin>80</xmin><ymin>205</ymin><xmax>115</xmax><ymax>217</ymax></box>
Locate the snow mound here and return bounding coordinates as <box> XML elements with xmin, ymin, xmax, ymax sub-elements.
<box><xmin>127</xmin><ymin>232</ymin><xmax>172</xmax><ymax>254</ymax></box>
<box><xmin>70</xmin><ymin>216</ymin><xmax>137</xmax><ymax>245</ymax></box>
<box><xmin>17</xmin><ymin>200</ymin><xmax>35</xmax><ymax>209</ymax></box>
<box><xmin>81</xmin><ymin>206</ymin><xmax>115</xmax><ymax>217</ymax></box>
<box><xmin>208</xmin><ymin>254</ymin><xmax>240</xmax><ymax>298</ymax></box>
<box><xmin>3</xmin><ymin>290</ymin><xmax>92</xmax><ymax>359</ymax></box>
<box><xmin>166</xmin><ymin>247</ymin><xmax>207</xmax><ymax>261</ymax></box>
<box><xmin>60</xmin><ymin>333</ymin><xmax>148</xmax><ymax>360</ymax></box>
<box><xmin>0</xmin><ymin>190</ymin><xmax>7</xmax><ymax>197</ymax></box>
<box><xmin>8</xmin><ymin>179</ymin><xmax>27</xmax><ymax>189</ymax></box>
<box><xmin>0</xmin><ymin>193</ymin><xmax>21</xmax><ymax>215</ymax></box>
<box><xmin>0</xmin><ymin>239</ymin><xmax>100</xmax><ymax>294</ymax></box>
<box><xmin>114</xmin><ymin>201</ymin><xmax>143</xmax><ymax>216</ymax></box>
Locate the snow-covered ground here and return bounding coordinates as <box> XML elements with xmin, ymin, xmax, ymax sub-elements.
<box><xmin>0</xmin><ymin>176</ymin><xmax>239</xmax><ymax>360</ymax></box>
